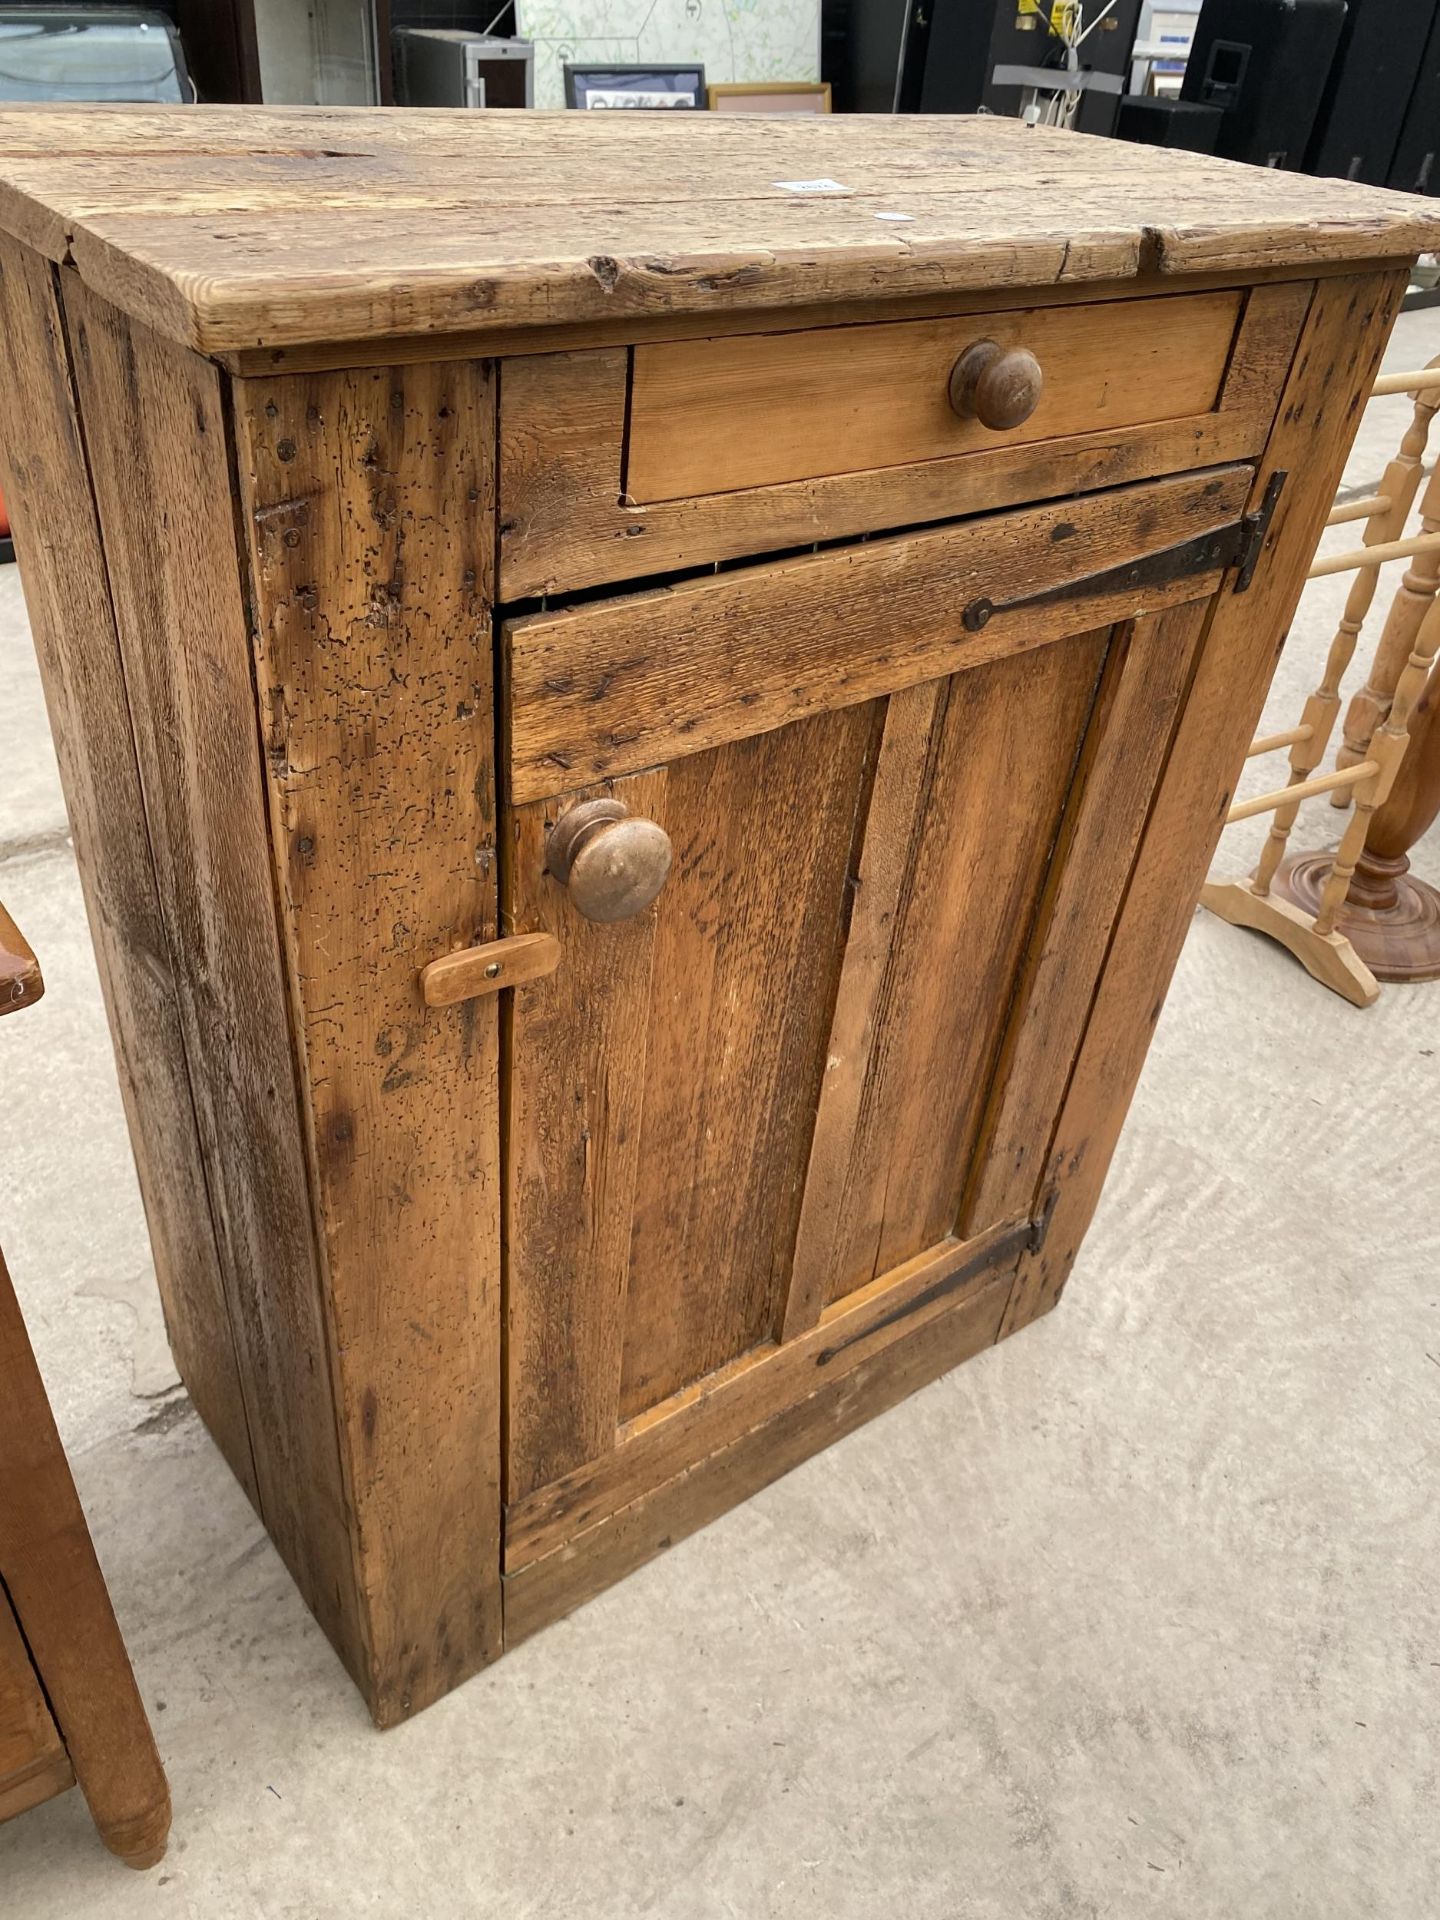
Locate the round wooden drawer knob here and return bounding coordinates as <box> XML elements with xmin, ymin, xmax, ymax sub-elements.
<box><xmin>545</xmin><ymin>798</ymin><xmax>673</xmax><ymax>923</ymax></box>
<box><xmin>948</xmin><ymin>340</ymin><xmax>1044</xmax><ymax>432</ymax></box>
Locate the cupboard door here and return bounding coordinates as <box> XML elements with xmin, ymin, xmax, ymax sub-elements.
<box><xmin>501</xmin><ymin>475</ymin><xmax>1246</xmax><ymax>1517</ymax></box>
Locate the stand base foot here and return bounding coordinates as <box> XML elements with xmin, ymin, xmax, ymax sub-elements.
<box><xmin>1198</xmin><ymin>875</ymin><xmax>1380</xmax><ymax>1007</ymax></box>
<box><xmin>1273</xmin><ymin>849</ymin><xmax>1440</xmax><ymax>984</ymax></box>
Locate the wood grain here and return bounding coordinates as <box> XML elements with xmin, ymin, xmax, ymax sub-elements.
<box><xmin>504</xmin><ymin>771</ymin><xmax>664</xmax><ymax>1505</ymax></box>
<box><xmin>232</xmin><ymin>360</ymin><xmax>505</xmax><ymax>1727</ymax></box>
<box><xmin>61</xmin><ymin>276</ymin><xmax>361</xmax><ymax>1670</ymax></box>
<box><xmin>504</xmin><ymin>464</ymin><xmax>1253</xmax><ymax>804</ymax></box>
<box><xmin>421</xmin><ymin>931</ymin><xmax>561</xmax><ymax>1008</ymax></box>
<box><xmin>505</xmin><ymin>1214</ymin><xmax>1030</xmax><ymax>1572</ymax></box>
<box><xmin>627</xmin><ymin>290</ymin><xmax>1241</xmax><ymax>501</ymax></box>
<box><xmin>504</xmin><ymin>707</ymin><xmax>875</xmax><ymax>1499</ymax></box>
<box><xmin>232</xmin><ymin>262</ymin><xmax>1333</xmax><ymax>377</ymax></box>
<box><xmin>498</xmin><ymin>282</ymin><xmax>1309</xmax><ymax>597</ymax></box>
<box><xmin>1001</xmin><ymin>270</ymin><xmax>1411</xmax><ymax>1338</ymax></box>
<box><xmin>504</xmin><ymin>1265</ymin><xmax>1015</xmax><ymax>1643</ymax></box>
<box><xmin>0</xmin><ymin>109</ymin><xmax>1429</xmax><ymax>352</ymax></box>
<box><xmin>790</xmin><ymin>633</ymin><xmax>1108</xmax><ymax>1313</ymax></box>
<box><xmin>0</xmin><ymin>1584</ymin><xmax>71</xmax><ymax>1827</ymax></box>
<box><xmin>0</xmin><ymin>1249</ymin><xmax>170</xmax><ymax>1866</ymax></box>
<box><xmin>959</xmin><ymin>600</ymin><xmax>1212</xmax><ymax>1233</ymax></box>
<box><xmin>0</xmin><ymin>239</ymin><xmax>255</xmax><ymax>1504</ymax></box>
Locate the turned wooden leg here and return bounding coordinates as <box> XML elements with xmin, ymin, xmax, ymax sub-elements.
<box><xmin>1278</xmin><ymin>649</ymin><xmax>1440</xmax><ymax>979</ymax></box>
<box><xmin>1332</xmin><ymin>439</ymin><xmax>1440</xmax><ymax>800</ymax></box>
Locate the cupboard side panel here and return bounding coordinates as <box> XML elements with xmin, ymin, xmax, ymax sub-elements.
<box><xmin>59</xmin><ymin>279</ymin><xmax>361</xmax><ymax>1681</ymax></box>
<box><xmin>1002</xmin><ymin>270</ymin><xmax>1409</xmax><ymax>1335</ymax></box>
<box><xmin>232</xmin><ymin>361</ymin><xmax>504</xmax><ymax>1727</ymax></box>
<box><xmin>0</xmin><ymin>238</ymin><xmax>255</xmax><ymax>1502</ymax></box>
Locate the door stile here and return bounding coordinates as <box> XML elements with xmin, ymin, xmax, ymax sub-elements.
<box><xmin>959</xmin><ymin>597</ymin><xmax>1215</xmax><ymax>1237</ymax></box>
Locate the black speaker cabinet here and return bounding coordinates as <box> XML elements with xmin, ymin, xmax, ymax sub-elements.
<box><xmin>1388</xmin><ymin>3</ymin><xmax>1440</xmax><ymax>196</ymax></box>
<box><xmin>1181</xmin><ymin>0</ymin><xmax>1346</xmax><ymax>170</ymax></box>
<box><xmin>1307</xmin><ymin>0</ymin><xmax>1438</xmax><ymax>185</ymax></box>
<box><xmin>1115</xmin><ymin>95</ymin><xmax>1223</xmax><ymax>154</ymax></box>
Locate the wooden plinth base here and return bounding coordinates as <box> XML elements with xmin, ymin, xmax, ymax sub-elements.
<box><xmin>1198</xmin><ymin>875</ymin><xmax>1380</xmax><ymax>1007</ymax></box>
<box><xmin>1274</xmin><ymin>848</ymin><xmax>1440</xmax><ymax>983</ymax></box>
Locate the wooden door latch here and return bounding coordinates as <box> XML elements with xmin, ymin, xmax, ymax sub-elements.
<box><xmin>420</xmin><ymin>931</ymin><xmax>560</xmax><ymax>1008</ymax></box>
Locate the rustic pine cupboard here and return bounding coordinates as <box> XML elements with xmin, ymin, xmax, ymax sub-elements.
<box><xmin>0</xmin><ymin>110</ymin><xmax>1432</xmax><ymax>1727</ymax></box>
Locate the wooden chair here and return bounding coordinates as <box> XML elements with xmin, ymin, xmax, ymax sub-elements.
<box><xmin>0</xmin><ymin>899</ymin><xmax>170</xmax><ymax>1867</ymax></box>
<box><xmin>1201</xmin><ymin>363</ymin><xmax>1440</xmax><ymax>1004</ymax></box>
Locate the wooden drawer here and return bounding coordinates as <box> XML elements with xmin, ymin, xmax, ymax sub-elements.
<box><xmin>499</xmin><ymin>281</ymin><xmax>1311</xmax><ymax>598</ymax></box>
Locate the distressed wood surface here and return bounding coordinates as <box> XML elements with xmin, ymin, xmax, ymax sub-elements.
<box><xmin>504</xmin><ymin>465</ymin><xmax>1251</xmax><ymax>802</ymax></box>
<box><xmin>960</xmin><ymin>600</ymin><xmax>1212</xmax><ymax>1233</ymax></box>
<box><xmin>0</xmin><ymin>1249</ymin><xmax>170</xmax><ymax>1865</ymax></box>
<box><xmin>1001</xmin><ymin>270</ymin><xmax>1411</xmax><ymax>1338</ymax></box>
<box><xmin>505</xmin><ymin>707</ymin><xmax>874</xmax><ymax>1500</ymax></box>
<box><xmin>228</xmin><ymin>262</ymin><xmax>1342</xmax><ymax>377</ymax></box>
<box><xmin>504</xmin><ymin>1216</ymin><xmax>1030</xmax><ymax>1571</ymax></box>
<box><xmin>627</xmin><ymin>290</ymin><xmax>1240</xmax><ymax>501</ymax></box>
<box><xmin>233</xmin><ymin>360</ymin><xmax>505</xmax><ymax>1726</ymax></box>
<box><xmin>0</xmin><ymin>1585</ymin><xmax>71</xmax><ymax>1827</ymax></box>
<box><xmin>504</xmin><ymin>1265</ymin><xmax>1016</xmax><ymax>1644</ymax></box>
<box><xmin>0</xmin><ymin>109</ymin><xmax>1431</xmax><ymax>352</ymax></box>
<box><xmin>499</xmin><ymin>281</ymin><xmax>1308</xmax><ymax>596</ymax></box>
<box><xmin>60</xmin><ymin>276</ymin><xmax>361</xmax><ymax>1671</ymax></box>
<box><xmin>0</xmin><ymin>239</ymin><xmax>256</xmax><ymax>1502</ymax></box>
<box><xmin>787</xmin><ymin>636</ymin><xmax>1106</xmax><ymax>1319</ymax></box>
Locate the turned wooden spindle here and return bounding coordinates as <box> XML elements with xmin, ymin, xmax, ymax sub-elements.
<box><xmin>1252</xmin><ymin>375</ymin><xmax>1439</xmax><ymax>899</ymax></box>
<box><xmin>1277</xmin><ymin>652</ymin><xmax>1440</xmax><ymax>979</ymax></box>
<box><xmin>1332</xmin><ymin>376</ymin><xmax>1440</xmax><ymax>799</ymax></box>
<box><xmin>1305</xmin><ymin>597</ymin><xmax>1440</xmax><ymax>937</ymax></box>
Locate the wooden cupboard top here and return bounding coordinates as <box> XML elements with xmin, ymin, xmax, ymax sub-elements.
<box><xmin>0</xmin><ymin>106</ymin><xmax>1434</xmax><ymax>355</ymax></box>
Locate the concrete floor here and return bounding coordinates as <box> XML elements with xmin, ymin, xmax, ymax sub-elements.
<box><xmin>1</xmin><ymin>311</ymin><xmax>1438</xmax><ymax>1919</ymax></box>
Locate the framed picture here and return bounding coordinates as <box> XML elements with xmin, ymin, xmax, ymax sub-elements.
<box><xmin>564</xmin><ymin>64</ymin><xmax>707</xmax><ymax>110</ymax></box>
<box><xmin>707</xmin><ymin>81</ymin><xmax>832</xmax><ymax>113</ymax></box>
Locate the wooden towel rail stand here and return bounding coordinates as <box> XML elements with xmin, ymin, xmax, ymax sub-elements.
<box><xmin>1201</xmin><ymin>358</ymin><xmax>1440</xmax><ymax>1004</ymax></box>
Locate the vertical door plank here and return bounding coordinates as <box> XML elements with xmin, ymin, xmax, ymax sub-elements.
<box><xmin>0</xmin><ymin>240</ymin><xmax>254</xmax><ymax>1504</ymax></box>
<box><xmin>232</xmin><ymin>360</ymin><xmax>504</xmax><ymax>1724</ymax></box>
<box><xmin>59</xmin><ymin>279</ymin><xmax>361</xmax><ymax>1676</ymax></box>
<box><xmin>788</xmin><ymin>634</ymin><xmax>1107</xmax><ymax>1313</ymax></box>
<box><xmin>959</xmin><ymin>599</ymin><xmax>1211</xmax><ymax>1235</ymax></box>
<box><xmin>505</xmin><ymin>771</ymin><xmax>665</xmax><ymax>1505</ymax></box>
<box><xmin>782</xmin><ymin>679</ymin><xmax>943</xmax><ymax>1340</ymax></box>
<box><xmin>1002</xmin><ymin>270</ymin><xmax>1409</xmax><ymax>1337</ymax></box>
<box><xmin>618</xmin><ymin>708</ymin><xmax>876</xmax><ymax>1415</ymax></box>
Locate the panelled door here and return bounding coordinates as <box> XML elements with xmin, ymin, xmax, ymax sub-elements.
<box><xmin>498</xmin><ymin>463</ymin><xmax>1255</xmax><ymax>1562</ymax></box>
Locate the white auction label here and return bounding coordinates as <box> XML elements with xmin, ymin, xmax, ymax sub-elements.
<box><xmin>772</xmin><ymin>178</ymin><xmax>851</xmax><ymax>194</ymax></box>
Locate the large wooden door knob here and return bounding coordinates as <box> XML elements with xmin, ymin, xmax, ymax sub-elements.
<box><xmin>545</xmin><ymin>798</ymin><xmax>673</xmax><ymax>923</ymax></box>
<box><xmin>948</xmin><ymin>339</ymin><xmax>1044</xmax><ymax>432</ymax></box>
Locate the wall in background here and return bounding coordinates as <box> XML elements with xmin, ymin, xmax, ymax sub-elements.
<box><xmin>514</xmin><ymin>0</ymin><xmax>820</xmax><ymax>110</ymax></box>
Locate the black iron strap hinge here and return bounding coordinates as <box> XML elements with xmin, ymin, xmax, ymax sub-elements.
<box><xmin>961</xmin><ymin>469</ymin><xmax>1289</xmax><ymax>634</ymax></box>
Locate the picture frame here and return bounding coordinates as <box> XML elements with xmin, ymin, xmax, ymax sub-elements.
<box><xmin>564</xmin><ymin>64</ymin><xmax>707</xmax><ymax>110</ymax></box>
<box><xmin>707</xmin><ymin>81</ymin><xmax>832</xmax><ymax>114</ymax></box>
